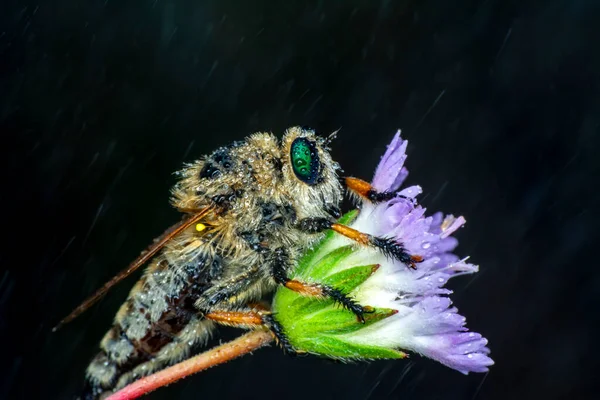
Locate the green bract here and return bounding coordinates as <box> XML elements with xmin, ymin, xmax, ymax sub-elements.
<box><xmin>272</xmin><ymin>210</ymin><xmax>407</xmax><ymax>360</ymax></box>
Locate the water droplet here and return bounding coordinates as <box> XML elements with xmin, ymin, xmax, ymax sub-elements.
<box><xmin>421</xmin><ymin>242</ymin><xmax>431</xmax><ymax>249</ymax></box>
<box><xmin>438</xmin><ymin>277</ymin><xmax>445</xmax><ymax>283</ymax></box>
<box><xmin>467</xmin><ymin>354</ymin><xmax>473</xmax><ymax>359</ymax></box>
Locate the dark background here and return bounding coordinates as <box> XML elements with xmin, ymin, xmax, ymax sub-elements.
<box><xmin>1</xmin><ymin>0</ymin><xmax>598</xmax><ymax>399</ymax></box>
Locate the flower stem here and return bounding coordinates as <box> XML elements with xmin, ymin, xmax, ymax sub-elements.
<box><xmin>106</xmin><ymin>329</ymin><xmax>274</xmax><ymax>400</ymax></box>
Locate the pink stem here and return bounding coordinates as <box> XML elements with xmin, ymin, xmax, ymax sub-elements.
<box><xmin>107</xmin><ymin>329</ymin><xmax>274</xmax><ymax>400</ymax></box>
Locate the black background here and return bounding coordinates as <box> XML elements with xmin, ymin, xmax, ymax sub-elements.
<box><xmin>1</xmin><ymin>0</ymin><xmax>598</xmax><ymax>399</ymax></box>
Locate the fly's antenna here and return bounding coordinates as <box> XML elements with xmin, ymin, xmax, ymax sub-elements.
<box><xmin>324</xmin><ymin>128</ymin><xmax>341</xmax><ymax>149</ymax></box>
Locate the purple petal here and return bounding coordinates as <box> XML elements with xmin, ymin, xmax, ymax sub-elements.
<box><xmin>398</xmin><ymin>185</ymin><xmax>422</xmax><ymax>199</ymax></box>
<box><xmin>440</xmin><ymin>216</ymin><xmax>467</xmax><ymax>238</ymax></box>
<box><xmin>406</xmin><ymin>298</ymin><xmax>493</xmax><ymax>374</ymax></box>
<box><xmin>372</xmin><ymin>130</ymin><xmax>409</xmax><ymax>192</ymax></box>
<box><xmin>353</xmin><ymin>130</ymin><xmax>493</xmax><ymax>374</ymax></box>
<box><xmin>429</xmin><ymin>212</ymin><xmax>445</xmax><ymax>234</ymax></box>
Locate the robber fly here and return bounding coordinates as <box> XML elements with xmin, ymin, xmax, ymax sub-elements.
<box><xmin>54</xmin><ymin>127</ymin><xmax>422</xmax><ymax>399</ymax></box>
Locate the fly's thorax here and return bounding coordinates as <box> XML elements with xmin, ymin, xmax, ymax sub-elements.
<box><xmin>170</xmin><ymin>132</ymin><xmax>282</xmax><ymax>213</ymax></box>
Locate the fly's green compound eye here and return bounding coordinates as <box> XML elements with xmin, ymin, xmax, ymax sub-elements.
<box><xmin>290</xmin><ymin>137</ymin><xmax>320</xmax><ymax>185</ymax></box>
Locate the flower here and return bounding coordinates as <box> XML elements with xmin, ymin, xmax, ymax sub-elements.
<box><xmin>272</xmin><ymin>131</ymin><xmax>493</xmax><ymax>374</ymax></box>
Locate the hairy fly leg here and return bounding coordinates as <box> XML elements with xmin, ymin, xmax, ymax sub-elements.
<box><xmin>296</xmin><ymin>217</ymin><xmax>423</xmax><ymax>269</ymax></box>
<box><xmin>203</xmin><ymin>306</ymin><xmax>297</xmax><ymax>355</ymax></box>
<box><xmin>197</xmin><ymin>265</ymin><xmax>263</xmax><ymax>309</ymax></box>
<box><xmin>269</xmin><ymin>247</ymin><xmax>371</xmax><ymax>323</ymax></box>
<box><xmin>345</xmin><ymin>176</ymin><xmax>417</xmax><ymax>205</ymax></box>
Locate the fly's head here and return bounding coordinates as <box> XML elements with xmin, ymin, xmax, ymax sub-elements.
<box><xmin>279</xmin><ymin>126</ymin><xmax>343</xmax><ymax>219</ymax></box>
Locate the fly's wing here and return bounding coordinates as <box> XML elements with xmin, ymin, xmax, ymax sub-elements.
<box><xmin>52</xmin><ymin>208</ymin><xmax>213</xmax><ymax>332</ymax></box>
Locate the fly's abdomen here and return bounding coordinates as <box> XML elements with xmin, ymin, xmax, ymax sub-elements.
<box><xmin>84</xmin><ymin>255</ymin><xmax>218</xmax><ymax>398</ymax></box>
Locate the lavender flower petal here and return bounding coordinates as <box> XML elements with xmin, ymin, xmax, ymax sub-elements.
<box><xmin>372</xmin><ymin>130</ymin><xmax>409</xmax><ymax>192</ymax></box>
<box><xmin>348</xmin><ymin>131</ymin><xmax>493</xmax><ymax>374</ymax></box>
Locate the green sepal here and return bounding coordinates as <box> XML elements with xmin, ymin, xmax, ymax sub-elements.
<box><xmin>297</xmin><ymin>306</ymin><xmax>397</xmax><ymax>335</ymax></box>
<box><xmin>272</xmin><ymin>209</ymin><xmax>408</xmax><ymax>361</ymax></box>
<box><xmin>274</xmin><ymin>263</ymin><xmax>379</xmax><ymax>323</ymax></box>
<box><xmin>321</xmin><ymin>264</ymin><xmax>380</xmax><ymax>293</ymax></box>
<box><xmin>297</xmin><ymin>245</ymin><xmax>354</xmax><ymax>281</ymax></box>
<box><xmin>292</xmin><ymin>334</ymin><xmax>407</xmax><ymax>360</ymax></box>
<box><xmin>275</xmin><ymin>287</ymin><xmax>330</xmax><ymax>318</ymax></box>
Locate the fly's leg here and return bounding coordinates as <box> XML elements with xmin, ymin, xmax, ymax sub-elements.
<box><xmin>197</xmin><ymin>266</ymin><xmax>263</xmax><ymax>309</ymax></box>
<box><xmin>269</xmin><ymin>248</ymin><xmax>371</xmax><ymax>323</ymax></box>
<box><xmin>345</xmin><ymin>176</ymin><xmax>416</xmax><ymax>205</ymax></box>
<box><xmin>296</xmin><ymin>218</ymin><xmax>423</xmax><ymax>269</ymax></box>
<box><xmin>203</xmin><ymin>306</ymin><xmax>297</xmax><ymax>355</ymax></box>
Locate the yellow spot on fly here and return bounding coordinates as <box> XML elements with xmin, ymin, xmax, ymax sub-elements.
<box><xmin>196</xmin><ymin>223</ymin><xmax>207</xmax><ymax>232</ymax></box>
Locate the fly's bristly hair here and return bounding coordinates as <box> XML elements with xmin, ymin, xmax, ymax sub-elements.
<box><xmin>83</xmin><ymin>127</ymin><xmax>344</xmax><ymax>399</ymax></box>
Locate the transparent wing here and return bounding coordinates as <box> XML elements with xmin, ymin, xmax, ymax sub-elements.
<box><xmin>52</xmin><ymin>207</ymin><xmax>213</xmax><ymax>331</ymax></box>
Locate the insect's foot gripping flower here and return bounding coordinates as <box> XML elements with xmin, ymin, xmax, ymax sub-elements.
<box><xmin>272</xmin><ymin>131</ymin><xmax>493</xmax><ymax>374</ymax></box>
